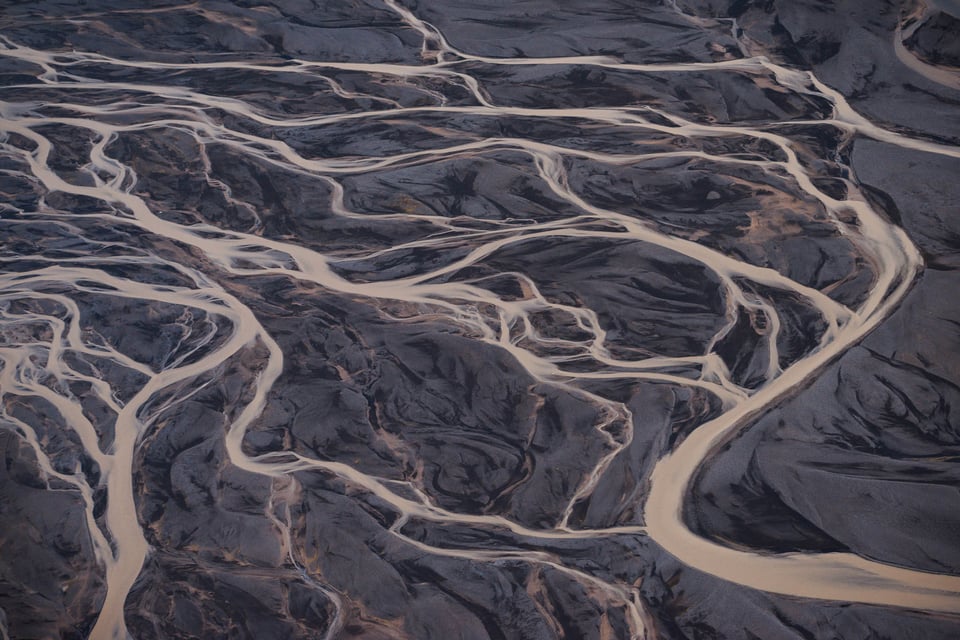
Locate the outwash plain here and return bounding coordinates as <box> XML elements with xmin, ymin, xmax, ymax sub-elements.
<box><xmin>1</xmin><ymin>0</ymin><xmax>960</xmax><ymax>638</ymax></box>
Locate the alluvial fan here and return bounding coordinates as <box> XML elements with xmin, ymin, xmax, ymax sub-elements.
<box><xmin>1</xmin><ymin>0</ymin><xmax>960</xmax><ymax>638</ymax></box>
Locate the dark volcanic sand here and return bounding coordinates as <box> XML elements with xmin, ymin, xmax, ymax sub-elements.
<box><xmin>1</xmin><ymin>1</ymin><xmax>959</xmax><ymax>638</ymax></box>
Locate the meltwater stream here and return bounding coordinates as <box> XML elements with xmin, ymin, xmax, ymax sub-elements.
<box><xmin>1</xmin><ymin>1</ymin><xmax>959</xmax><ymax>638</ymax></box>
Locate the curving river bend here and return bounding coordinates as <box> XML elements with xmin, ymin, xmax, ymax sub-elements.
<box><xmin>1</xmin><ymin>0</ymin><xmax>960</xmax><ymax>638</ymax></box>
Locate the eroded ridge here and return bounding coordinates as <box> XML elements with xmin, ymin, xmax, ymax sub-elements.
<box><xmin>1</xmin><ymin>0</ymin><xmax>959</xmax><ymax>638</ymax></box>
